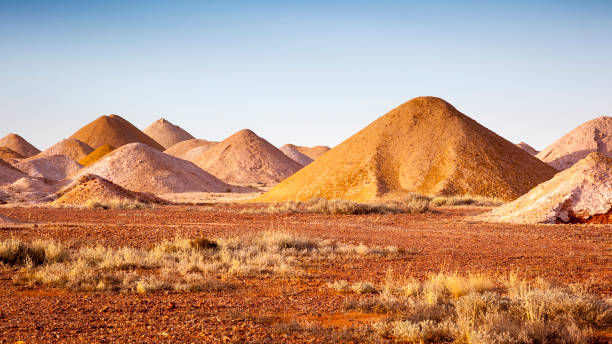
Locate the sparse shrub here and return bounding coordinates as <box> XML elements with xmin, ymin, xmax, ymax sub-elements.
<box><xmin>86</xmin><ymin>198</ymin><xmax>147</xmax><ymax>210</ymax></box>
<box><xmin>0</xmin><ymin>238</ymin><xmax>68</xmax><ymax>266</ymax></box>
<box><xmin>430</xmin><ymin>195</ymin><xmax>504</xmax><ymax>207</ymax></box>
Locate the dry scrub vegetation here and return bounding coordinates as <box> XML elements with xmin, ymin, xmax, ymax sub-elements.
<box><xmin>329</xmin><ymin>271</ymin><xmax>612</xmax><ymax>343</ymax></box>
<box><xmin>85</xmin><ymin>198</ymin><xmax>148</xmax><ymax>210</ymax></box>
<box><xmin>0</xmin><ymin>232</ymin><xmax>401</xmax><ymax>293</ymax></box>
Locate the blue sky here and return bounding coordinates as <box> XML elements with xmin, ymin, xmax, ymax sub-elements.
<box><xmin>1</xmin><ymin>1</ymin><xmax>611</xmax><ymax>151</ymax></box>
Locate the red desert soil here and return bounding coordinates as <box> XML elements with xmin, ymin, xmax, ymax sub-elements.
<box><xmin>0</xmin><ymin>133</ymin><xmax>40</xmax><ymax>158</ymax></box>
<box><xmin>0</xmin><ymin>205</ymin><xmax>609</xmax><ymax>343</ymax></box>
<box><xmin>257</xmin><ymin>97</ymin><xmax>558</xmax><ymax>203</ymax></box>
<box><xmin>143</xmin><ymin>118</ymin><xmax>195</xmax><ymax>149</ymax></box>
<box><xmin>69</xmin><ymin>114</ymin><xmax>164</xmax><ymax>151</ymax></box>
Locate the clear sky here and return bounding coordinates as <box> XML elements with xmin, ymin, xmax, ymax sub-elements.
<box><xmin>1</xmin><ymin>0</ymin><xmax>611</xmax><ymax>151</ymax></box>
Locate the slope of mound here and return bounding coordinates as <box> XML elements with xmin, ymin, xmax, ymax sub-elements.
<box><xmin>291</xmin><ymin>145</ymin><xmax>331</xmax><ymax>160</ymax></box>
<box><xmin>0</xmin><ymin>134</ymin><xmax>40</xmax><ymax>158</ymax></box>
<box><xmin>193</xmin><ymin>129</ymin><xmax>303</xmax><ymax>184</ymax></box>
<box><xmin>279</xmin><ymin>144</ymin><xmax>313</xmax><ymax>166</ymax></box>
<box><xmin>69</xmin><ymin>114</ymin><xmax>164</xmax><ymax>151</ymax></box>
<box><xmin>0</xmin><ymin>214</ymin><xmax>21</xmax><ymax>225</ymax></box>
<box><xmin>479</xmin><ymin>153</ymin><xmax>612</xmax><ymax>224</ymax></box>
<box><xmin>164</xmin><ymin>139</ymin><xmax>217</xmax><ymax>160</ymax></box>
<box><xmin>0</xmin><ymin>147</ymin><xmax>24</xmax><ymax>161</ymax></box>
<box><xmin>0</xmin><ymin>159</ymin><xmax>26</xmax><ymax>186</ymax></box>
<box><xmin>0</xmin><ymin>177</ymin><xmax>56</xmax><ymax>203</ymax></box>
<box><xmin>536</xmin><ymin>116</ymin><xmax>612</xmax><ymax>170</ymax></box>
<box><xmin>143</xmin><ymin>118</ymin><xmax>195</xmax><ymax>149</ymax></box>
<box><xmin>15</xmin><ymin>155</ymin><xmax>82</xmax><ymax>180</ymax></box>
<box><xmin>78</xmin><ymin>145</ymin><xmax>114</xmax><ymax>166</ymax></box>
<box><xmin>256</xmin><ymin>97</ymin><xmax>558</xmax><ymax>203</ymax></box>
<box><xmin>53</xmin><ymin>174</ymin><xmax>168</xmax><ymax>206</ymax></box>
<box><xmin>72</xmin><ymin>143</ymin><xmax>230</xmax><ymax>194</ymax></box>
<box><xmin>35</xmin><ymin>138</ymin><xmax>93</xmax><ymax>161</ymax></box>
<box><xmin>516</xmin><ymin>142</ymin><xmax>539</xmax><ymax>156</ymax></box>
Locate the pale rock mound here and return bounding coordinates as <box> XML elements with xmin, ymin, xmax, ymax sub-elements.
<box><xmin>0</xmin><ymin>177</ymin><xmax>56</xmax><ymax>203</ymax></box>
<box><xmin>0</xmin><ymin>147</ymin><xmax>24</xmax><ymax>161</ymax></box>
<box><xmin>291</xmin><ymin>145</ymin><xmax>331</xmax><ymax>160</ymax></box>
<box><xmin>279</xmin><ymin>144</ymin><xmax>313</xmax><ymax>166</ymax></box>
<box><xmin>78</xmin><ymin>145</ymin><xmax>115</xmax><ymax>166</ymax></box>
<box><xmin>193</xmin><ymin>129</ymin><xmax>303</xmax><ymax>184</ymax></box>
<box><xmin>69</xmin><ymin>114</ymin><xmax>164</xmax><ymax>150</ymax></box>
<box><xmin>71</xmin><ymin>143</ymin><xmax>230</xmax><ymax>194</ymax></box>
<box><xmin>0</xmin><ymin>214</ymin><xmax>22</xmax><ymax>225</ymax></box>
<box><xmin>536</xmin><ymin>116</ymin><xmax>612</xmax><ymax>170</ymax></box>
<box><xmin>0</xmin><ymin>159</ymin><xmax>26</xmax><ymax>186</ymax></box>
<box><xmin>143</xmin><ymin>118</ymin><xmax>195</xmax><ymax>149</ymax></box>
<box><xmin>52</xmin><ymin>174</ymin><xmax>168</xmax><ymax>206</ymax></box>
<box><xmin>256</xmin><ymin>97</ymin><xmax>558</xmax><ymax>203</ymax></box>
<box><xmin>479</xmin><ymin>153</ymin><xmax>612</xmax><ymax>224</ymax></box>
<box><xmin>35</xmin><ymin>138</ymin><xmax>93</xmax><ymax>161</ymax></box>
<box><xmin>164</xmin><ymin>139</ymin><xmax>217</xmax><ymax>160</ymax></box>
<box><xmin>516</xmin><ymin>142</ymin><xmax>539</xmax><ymax>156</ymax></box>
<box><xmin>0</xmin><ymin>134</ymin><xmax>40</xmax><ymax>158</ymax></box>
<box><xmin>15</xmin><ymin>155</ymin><xmax>83</xmax><ymax>180</ymax></box>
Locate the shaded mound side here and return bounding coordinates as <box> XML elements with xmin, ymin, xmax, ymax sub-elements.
<box><xmin>164</xmin><ymin>139</ymin><xmax>217</xmax><ymax>161</ymax></box>
<box><xmin>0</xmin><ymin>159</ymin><xmax>26</xmax><ymax>186</ymax></box>
<box><xmin>34</xmin><ymin>138</ymin><xmax>93</xmax><ymax>161</ymax></box>
<box><xmin>71</xmin><ymin>143</ymin><xmax>230</xmax><ymax>194</ymax></box>
<box><xmin>69</xmin><ymin>114</ymin><xmax>164</xmax><ymax>151</ymax></box>
<box><xmin>0</xmin><ymin>134</ymin><xmax>40</xmax><ymax>158</ymax></box>
<box><xmin>279</xmin><ymin>144</ymin><xmax>313</xmax><ymax>166</ymax></box>
<box><xmin>0</xmin><ymin>147</ymin><xmax>25</xmax><ymax>161</ymax></box>
<box><xmin>292</xmin><ymin>145</ymin><xmax>331</xmax><ymax>160</ymax></box>
<box><xmin>53</xmin><ymin>174</ymin><xmax>169</xmax><ymax>206</ymax></box>
<box><xmin>516</xmin><ymin>142</ymin><xmax>539</xmax><ymax>156</ymax></box>
<box><xmin>193</xmin><ymin>129</ymin><xmax>303</xmax><ymax>184</ymax></box>
<box><xmin>479</xmin><ymin>152</ymin><xmax>612</xmax><ymax>224</ymax></box>
<box><xmin>256</xmin><ymin>97</ymin><xmax>558</xmax><ymax>203</ymax></box>
<box><xmin>0</xmin><ymin>177</ymin><xmax>57</xmax><ymax>203</ymax></box>
<box><xmin>15</xmin><ymin>155</ymin><xmax>83</xmax><ymax>180</ymax></box>
<box><xmin>536</xmin><ymin>116</ymin><xmax>612</xmax><ymax>170</ymax></box>
<box><xmin>143</xmin><ymin>118</ymin><xmax>195</xmax><ymax>149</ymax></box>
<box><xmin>78</xmin><ymin>145</ymin><xmax>115</xmax><ymax>166</ymax></box>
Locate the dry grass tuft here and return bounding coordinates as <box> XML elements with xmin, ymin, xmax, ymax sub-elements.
<box><xmin>244</xmin><ymin>197</ymin><xmax>429</xmax><ymax>215</ymax></box>
<box><xmin>86</xmin><ymin>198</ymin><xmax>148</xmax><ymax>210</ymax></box>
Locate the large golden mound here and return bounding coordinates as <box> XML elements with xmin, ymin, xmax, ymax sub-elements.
<box><xmin>69</xmin><ymin>114</ymin><xmax>164</xmax><ymax>151</ymax></box>
<box><xmin>256</xmin><ymin>97</ymin><xmax>558</xmax><ymax>202</ymax></box>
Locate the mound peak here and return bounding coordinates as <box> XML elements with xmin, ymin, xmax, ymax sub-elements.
<box><xmin>0</xmin><ymin>134</ymin><xmax>40</xmax><ymax>158</ymax></box>
<box><xmin>257</xmin><ymin>96</ymin><xmax>557</xmax><ymax>202</ymax></box>
<box><xmin>0</xmin><ymin>147</ymin><xmax>25</xmax><ymax>161</ymax></box>
<box><xmin>284</xmin><ymin>144</ymin><xmax>331</xmax><ymax>160</ymax></box>
<box><xmin>279</xmin><ymin>144</ymin><xmax>313</xmax><ymax>166</ymax></box>
<box><xmin>164</xmin><ymin>139</ymin><xmax>217</xmax><ymax>161</ymax></box>
<box><xmin>516</xmin><ymin>142</ymin><xmax>539</xmax><ymax>156</ymax></box>
<box><xmin>143</xmin><ymin>118</ymin><xmax>195</xmax><ymax>149</ymax></box>
<box><xmin>69</xmin><ymin>114</ymin><xmax>164</xmax><ymax>151</ymax></box>
<box><xmin>71</xmin><ymin>143</ymin><xmax>230</xmax><ymax>194</ymax></box>
<box><xmin>35</xmin><ymin>138</ymin><xmax>93</xmax><ymax>161</ymax></box>
<box><xmin>536</xmin><ymin>116</ymin><xmax>612</xmax><ymax>170</ymax></box>
<box><xmin>193</xmin><ymin>129</ymin><xmax>303</xmax><ymax>184</ymax></box>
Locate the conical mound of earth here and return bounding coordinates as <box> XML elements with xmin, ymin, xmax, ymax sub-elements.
<box><xmin>0</xmin><ymin>147</ymin><xmax>24</xmax><ymax>161</ymax></box>
<box><xmin>52</xmin><ymin>174</ymin><xmax>168</xmax><ymax>206</ymax></box>
<box><xmin>0</xmin><ymin>159</ymin><xmax>26</xmax><ymax>186</ymax></box>
<box><xmin>164</xmin><ymin>139</ymin><xmax>217</xmax><ymax>161</ymax></box>
<box><xmin>193</xmin><ymin>129</ymin><xmax>303</xmax><ymax>184</ymax></box>
<box><xmin>256</xmin><ymin>97</ymin><xmax>558</xmax><ymax>203</ymax></box>
<box><xmin>15</xmin><ymin>155</ymin><xmax>83</xmax><ymax>180</ymax></box>
<box><xmin>536</xmin><ymin>116</ymin><xmax>612</xmax><ymax>170</ymax></box>
<box><xmin>69</xmin><ymin>114</ymin><xmax>164</xmax><ymax>151</ymax></box>
<box><xmin>516</xmin><ymin>142</ymin><xmax>539</xmax><ymax>156</ymax></box>
<box><xmin>0</xmin><ymin>134</ymin><xmax>40</xmax><ymax>158</ymax></box>
<box><xmin>479</xmin><ymin>152</ymin><xmax>612</xmax><ymax>224</ymax></box>
<box><xmin>71</xmin><ymin>143</ymin><xmax>230</xmax><ymax>193</ymax></box>
<box><xmin>0</xmin><ymin>177</ymin><xmax>56</xmax><ymax>203</ymax></box>
<box><xmin>35</xmin><ymin>138</ymin><xmax>93</xmax><ymax>161</ymax></box>
<box><xmin>78</xmin><ymin>145</ymin><xmax>114</xmax><ymax>166</ymax></box>
<box><xmin>143</xmin><ymin>118</ymin><xmax>195</xmax><ymax>149</ymax></box>
<box><xmin>291</xmin><ymin>145</ymin><xmax>331</xmax><ymax>160</ymax></box>
<box><xmin>279</xmin><ymin>144</ymin><xmax>313</xmax><ymax>166</ymax></box>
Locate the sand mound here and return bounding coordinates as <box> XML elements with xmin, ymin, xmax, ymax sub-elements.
<box><xmin>279</xmin><ymin>144</ymin><xmax>313</xmax><ymax>166</ymax></box>
<box><xmin>35</xmin><ymin>138</ymin><xmax>93</xmax><ymax>161</ymax></box>
<box><xmin>516</xmin><ymin>142</ymin><xmax>539</xmax><ymax>156</ymax></box>
<box><xmin>15</xmin><ymin>155</ymin><xmax>83</xmax><ymax>180</ymax></box>
<box><xmin>53</xmin><ymin>174</ymin><xmax>168</xmax><ymax>206</ymax></box>
<box><xmin>143</xmin><ymin>118</ymin><xmax>195</xmax><ymax>149</ymax></box>
<box><xmin>479</xmin><ymin>153</ymin><xmax>612</xmax><ymax>224</ymax></box>
<box><xmin>0</xmin><ymin>177</ymin><xmax>56</xmax><ymax>203</ymax></box>
<box><xmin>69</xmin><ymin>114</ymin><xmax>164</xmax><ymax>151</ymax></box>
<box><xmin>71</xmin><ymin>143</ymin><xmax>230</xmax><ymax>193</ymax></box>
<box><xmin>0</xmin><ymin>147</ymin><xmax>24</xmax><ymax>161</ymax></box>
<box><xmin>193</xmin><ymin>129</ymin><xmax>303</xmax><ymax>184</ymax></box>
<box><xmin>291</xmin><ymin>145</ymin><xmax>331</xmax><ymax>160</ymax></box>
<box><xmin>0</xmin><ymin>134</ymin><xmax>40</xmax><ymax>158</ymax></box>
<box><xmin>78</xmin><ymin>145</ymin><xmax>115</xmax><ymax>166</ymax></box>
<box><xmin>256</xmin><ymin>97</ymin><xmax>558</xmax><ymax>203</ymax></box>
<box><xmin>536</xmin><ymin>116</ymin><xmax>612</xmax><ymax>170</ymax></box>
<box><xmin>0</xmin><ymin>159</ymin><xmax>26</xmax><ymax>186</ymax></box>
<box><xmin>164</xmin><ymin>139</ymin><xmax>217</xmax><ymax>160</ymax></box>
